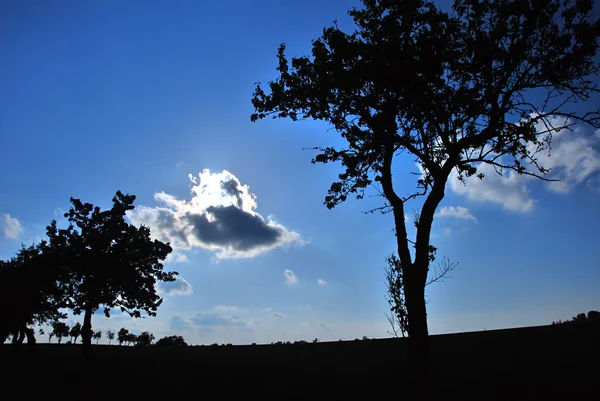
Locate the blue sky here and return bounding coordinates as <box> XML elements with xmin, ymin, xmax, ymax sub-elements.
<box><xmin>1</xmin><ymin>0</ymin><xmax>599</xmax><ymax>345</ymax></box>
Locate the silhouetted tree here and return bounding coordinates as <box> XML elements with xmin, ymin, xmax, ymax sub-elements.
<box><xmin>45</xmin><ymin>191</ymin><xmax>176</xmax><ymax>356</ymax></box>
<box><xmin>117</xmin><ymin>328</ymin><xmax>129</xmax><ymax>346</ymax></box>
<box><xmin>51</xmin><ymin>321</ymin><xmax>69</xmax><ymax>344</ymax></box>
<box><xmin>0</xmin><ymin>242</ymin><xmax>68</xmax><ymax>347</ymax></box>
<box><xmin>48</xmin><ymin>332</ymin><xmax>54</xmax><ymax>343</ymax></box>
<box><xmin>554</xmin><ymin>310</ymin><xmax>600</xmax><ymax>324</ymax></box>
<box><xmin>125</xmin><ymin>333</ymin><xmax>137</xmax><ymax>346</ymax></box>
<box><xmin>69</xmin><ymin>322</ymin><xmax>82</xmax><ymax>343</ymax></box>
<box><xmin>588</xmin><ymin>310</ymin><xmax>600</xmax><ymax>323</ymax></box>
<box><xmin>92</xmin><ymin>330</ymin><xmax>102</xmax><ymax>344</ymax></box>
<box><xmin>156</xmin><ymin>335</ymin><xmax>188</xmax><ymax>346</ymax></box>
<box><xmin>251</xmin><ymin>0</ymin><xmax>600</xmax><ymax>388</ymax></box>
<box><xmin>135</xmin><ymin>331</ymin><xmax>154</xmax><ymax>347</ymax></box>
<box><xmin>386</xmin><ymin>254</ymin><xmax>457</xmax><ymax>337</ymax></box>
<box><xmin>106</xmin><ymin>330</ymin><xmax>115</xmax><ymax>345</ymax></box>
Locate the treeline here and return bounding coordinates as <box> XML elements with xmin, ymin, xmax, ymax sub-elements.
<box><xmin>0</xmin><ymin>191</ymin><xmax>177</xmax><ymax>356</ymax></box>
<box><xmin>552</xmin><ymin>310</ymin><xmax>600</xmax><ymax>325</ymax></box>
<box><xmin>15</xmin><ymin>323</ymin><xmax>188</xmax><ymax>347</ymax></box>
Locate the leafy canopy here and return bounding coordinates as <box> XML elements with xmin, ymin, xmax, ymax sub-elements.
<box><xmin>46</xmin><ymin>190</ymin><xmax>176</xmax><ymax>318</ymax></box>
<box><xmin>252</xmin><ymin>0</ymin><xmax>600</xmax><ymax>212</ymax></box>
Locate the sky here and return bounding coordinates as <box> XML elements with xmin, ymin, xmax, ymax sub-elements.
<box><xmin>1</xmin><ymin>0</ymin><xmax>599</xmax><ymax>346</ymax></box>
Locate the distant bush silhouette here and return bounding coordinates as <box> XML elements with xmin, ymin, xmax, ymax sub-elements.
<box><xmin>156</xmin><ymin>335</ymin><xmax>188</xmax><ymax>347</ymax></box>
<box><xmin>552</xmin><ymin>310</ymin><xmax>600</xmax><ymax>325</ymax></box>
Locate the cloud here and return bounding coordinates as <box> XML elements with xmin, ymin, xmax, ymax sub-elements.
<box><xmin>317</xmin><ymin>278</ymin><xmax>327</xmax><ymax>285</ymax></box>
<box><xmin>176</xmin><ymin>161</ymin><xmax>185</xmax><ymax>168</ymax></box>
<box><xmin>214</xmin><ymin>305</ymin><xmax>243</xmax><ymax>313</ymax></box>
<box><xmin>448</xmin><ymin>117</ymin><xmax>600</xmax><ymax>212</ymax></box>
<box><xmin>271</xmin><ymin>312</ymin><xmax>286</xmax><ymax>319</ymax></box>
<box><xmin>531</xmin><ymin>117</ymin><xmax>600</xmax><ymax>193</ymax></box>
<box><xmin>449</xmin><ymin>163</ymin><xmax>536</xmax><ymax>213</ymax></box>
<box><xmin>190</xmin><ymin>314</ymin><xmax>245</xmax><ymax>327</ymax></box>
<box><xmin>437</xmin><ymin>206</ymin><xmax>478</xmax><ymax>223</ymax></box>
<box><xmin>1</xmin><ymin>214</ymin><xmax>23</xmax><ymax>239</ymax></box>
<box><xmin>170</xmin><ymin>315</ymin><xmax>190</xmax><ymax>331</ymax></box>
<box><xmin>443</xmin><ymin>227</ymin><xmax>453</xmax><ymax>237</ymax></box>
<box><xmin>283</xmin><ymin>269</ymin><xmax>298</xmax><ymax>285</ymax></box>
<box><xmin>127</xmin><ymin>169</ymin><xmax>305</xmax><ymax>259</ymax></box>
<box><xmin>157</xmin><ymin>276</ymin><xmax>192</xmax><ymax>296</ymax></box>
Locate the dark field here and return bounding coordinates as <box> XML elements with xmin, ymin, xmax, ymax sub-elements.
<box><xmin>2</xmin><ymin>323</ymin><xmax>598</xmax><ymax>400</ymax></box>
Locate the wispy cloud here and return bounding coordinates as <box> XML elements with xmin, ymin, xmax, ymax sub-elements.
<box><xmin>283</xmin><ymin>269</ymin><xmax>298</xmax><ymax>285</ymax></box>
<box><xmin>317</xmin><ymin>278</ymin><xmax>327</xmax><ymax>285</ymax></box>
<box><xmin>448</xmin><ymin>117</ymin><xmax>600</xmax><ymax>212</ymax></box>
<box><xmin>156</xmin><ymin>276</ymin><xmax>193</xmax><ymax>296</ymax></box>
<box><xmin>437</xmin><ymin>206</ymin><xmax>478</xmax><ymax>223</ymax></box>
<box><xmin>1</xmin><ymin>213</ymin><xmax>23</xmax><ymax>239</ymax></box>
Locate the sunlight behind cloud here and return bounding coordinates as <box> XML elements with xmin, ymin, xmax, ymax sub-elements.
<box><xmin>127</xmin><ymin>169</ymin><xmax>305</xmax><ymax>259</ymax></box>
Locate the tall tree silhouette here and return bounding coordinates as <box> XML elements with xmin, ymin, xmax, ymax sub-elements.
<box><xmin>46</xmin><ymin>191</ymin><xmax>176</xmax><ymax>356</ymax></box>
<box><xmin>251</xmin><ymin>0</ymin><xmax>600</xmax><ymax>389</ymax></box>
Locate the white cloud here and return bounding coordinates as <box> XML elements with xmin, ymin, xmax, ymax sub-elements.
<box><xmin>448</xmin><ymin>117</ymin><xmax>600</xmax><ymax>212</ymax></box>
<box><xmin>127</xmin><ymin>169</ymin><xmax>305</xmax><ymax>259</ymax></box>
<box><xmin>283</xmin><ymin>269</ymin><xmax>298</xmax><ymax>285</ymax></box>
<box><xmin>437</xmin><ymin>206</ymin><xmax>478</xmax><ymax>223</ymax></box>
<box><xmin>176</xmin><ymin>161</ymin><xmax>185</xmax><ymax>168</ymax></box>
<box><xmin>156</xmin><ymin>276</ymin><xmax>193</xmax><ymax>296</ymax></box>
<box><xmin>449</xmin><ymin>162</ymin><xmax>536</xmax><ymax>213</ymax></box>
<box><xmin>317</xmin><ymin>278</ymin><xmax>327</xmax><ymax>285</ymax></box>
<box><xmin>531</xmin><ymin>117</ymin><xmax>600</xmax><ymax>193</ymax></box>
<box><xmin>1</xmin><ymin>213</ymin><xmax>23</xmax><ymax>239</ymax></box>
<box><xmin>214</xmin><ymin>305</ymin><xmax>243</xmax><ymax>313</ymax></box>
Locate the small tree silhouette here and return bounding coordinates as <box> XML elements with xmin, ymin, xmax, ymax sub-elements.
<box><xmin>51</xmin><ymin>321</ymin><xmax>69</xmax><ymax>344</ymax></box>
<box><xmin>106</xmin><ymin>330</ymin><xmax>115</xmax><ymax>345</ymax></box>
<box><xmin>135</xmin><ymin>331</ymin><xmax>154</xmax><ymax>347</ymax></box>
<box><xmin>117</xmin><ymin>328</ymin><xmax>129</xmax><ymax>346</ymax></box>
<box><xmin>69</xmin><ymin>322</ymin><xmax>82</xmax><ymax>343</ymax></box>
<box><xmin>92</xmin><ymin>330</ymin><xmax>102</xmax><ymax>344</ymax></box>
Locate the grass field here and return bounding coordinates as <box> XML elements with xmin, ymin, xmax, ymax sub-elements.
<box><xmin>1</xmin><ymin>323</ymin><xmax>598</xmax><ymax>400</ymax></box>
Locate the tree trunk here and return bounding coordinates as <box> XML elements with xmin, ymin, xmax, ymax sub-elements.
<box><xmin>404</xmin><ymin>271</ymin><xmax>430</xmax><ymax>393</ymax></box>
<box><xmin>81</xmin><ymin>307</ymin><xmax>93</xmax><ymax>357</ymax></box>
<box><xmin>25</xmin><ymin>327</ymin><xmax>36</xmax><ymax>357</ymax></box>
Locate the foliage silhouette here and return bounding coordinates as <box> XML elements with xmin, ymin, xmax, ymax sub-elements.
<box><xmin>135</xmin><ymin>331</ymin><xmax>154</xmax><ymax>347</ymax></box>
<box><xmin>92</xmin><ymin>330</ymin><xmax>102</xmax><ymax>344</ymax></box>
<box><xmin>552</xmin><ymin>310</ymin><xmax>600</xmax><ymax>325</ymax></box>
<box><xmin>156</xmin><ymin>335</ymin><xmax>188</xmax><ymax>346</ymax></box>
<box><xmin>70</xmin><ymin>322</ymin><xmax>82</xmax><ymax>343</ymax></box>
<box><xmin>106</xmin><ymin>330</ymin><xmax>115</xmax><ymax>345</ymax></box>
<box><xmin>0</xmin><ymin>242</ymin><xmax>67</xmax><ymax>347</ymax></box>
<box><xmin>51</xmin><ymin>321</ymin><xmax>70</xmax><ymax>344</ymax></box>
<box><xmin>117</xmin><ymin>328</ymin><xmax>129</xmax><ymax>346</ymax></box>
<box><xmin>251</xmin><ymin>0</ymin><xmax>600</xmax><ymax>388</ymax></box>
<box><xmin>45</xmin><ymin>190</ymin><xmax>176</xmax><ymax>356</ymax></box>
